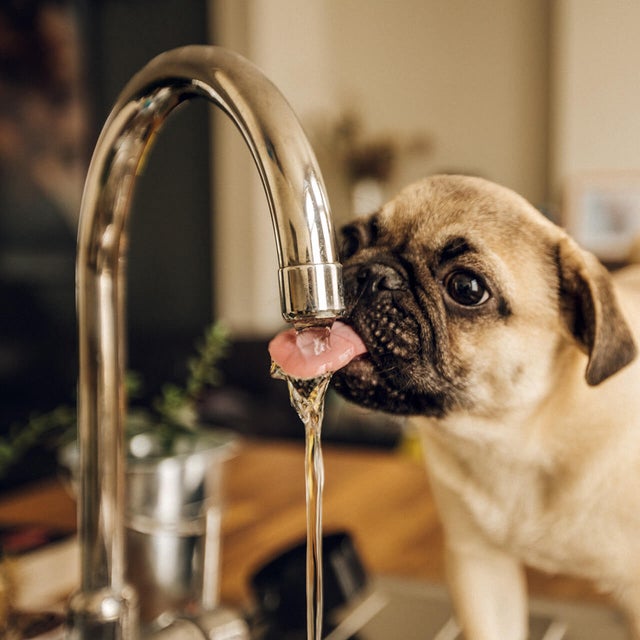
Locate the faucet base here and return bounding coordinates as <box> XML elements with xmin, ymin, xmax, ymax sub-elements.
<box><xmin>66</xmin><ymin>586</ymin><xmax>138</xmax><ymax>640</ymax></box>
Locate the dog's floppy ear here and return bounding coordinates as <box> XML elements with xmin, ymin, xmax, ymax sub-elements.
<box><xmin>557</xmin><ymin>236</ymin><xmax>637</xmax><ymax>385</ymax></box>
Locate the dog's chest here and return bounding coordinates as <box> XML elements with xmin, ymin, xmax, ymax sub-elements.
<box><xmin>456</xmin><ymin>464</ymin><xmax>583</xmax><ymax>572</ymax></box>
<box><xmin>421</xmin><ymin>430</ymin><xmax>616</xmax><ymax>578</ymax></box>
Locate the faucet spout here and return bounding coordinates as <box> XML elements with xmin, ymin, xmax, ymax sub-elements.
<box><xmin>69</xmin><ymin>45</ymin><xmax>344</xmax><ymax>638</ymax></box>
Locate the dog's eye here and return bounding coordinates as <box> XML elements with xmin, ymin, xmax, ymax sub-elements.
<box><xmin>444</xmin><ymin>270</ymin><xmax>490</xmax><ymax>306</ymax></box>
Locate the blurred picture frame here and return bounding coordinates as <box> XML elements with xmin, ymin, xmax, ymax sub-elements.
<box><xmin>563</xmin><ymin>171</ymin><xmax>640</xmax><ymax>264</ymax></box>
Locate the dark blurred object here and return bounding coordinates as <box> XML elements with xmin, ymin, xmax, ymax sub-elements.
<box><xmin>0</xmin><ymin>0</ymin><xmax>213</xmax><ymax>490</ymax></box>
<box><xmin>0</xmin><ymin>1</ymin><xmax>85</xmax><ymax>293</ymax></box>
<box><xmin>7</xmin><ymin>610</ymin><xmax>65</xmax><ymax>640</ymax></box>
<box><xmin>0</xmin><ymin>1</ymin><xmax>83</xmax><ymax>469</ymax></box>
<box><xmin>76</xmin><ymin>0</ymin><xmax>213</xmax><ymax>365</ymax></box>
<box><xmin>250</xmin><ymin>531</ymin><xmax>368</xmax><ymax>639</ymax></box>
<box><xmin>0</xmin><ymin>522</ymin><xmax>72</xmax><ymax>556</ymax></box>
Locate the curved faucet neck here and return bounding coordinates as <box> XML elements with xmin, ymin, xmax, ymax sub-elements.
<box><xmin>69</xmin><ymin>45</ymin><xmax>343</xmax><ymax>638</ymax></box>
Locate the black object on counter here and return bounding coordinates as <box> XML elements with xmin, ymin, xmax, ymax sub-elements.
<box><xmin>250</xmin><ymin>531</ymin><xmax>367</xmax><ymax>638</ymax></box>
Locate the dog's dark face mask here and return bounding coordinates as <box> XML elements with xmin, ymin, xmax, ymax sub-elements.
<box><xmin>332</xmin><ymin>212</ymin><xmax>471</xmax><ymax>417</ymax></box>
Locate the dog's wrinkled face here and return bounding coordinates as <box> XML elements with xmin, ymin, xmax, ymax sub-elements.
<box><xmin>332</xmin><ymin>175</ymin><xmax>636</xmax><ymax>419</ymax></box>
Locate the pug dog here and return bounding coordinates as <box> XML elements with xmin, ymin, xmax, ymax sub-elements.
<box><xmin>332</xmin><ymin>174</ymin><xmax>640</xmax><ymax>639</ymax></box>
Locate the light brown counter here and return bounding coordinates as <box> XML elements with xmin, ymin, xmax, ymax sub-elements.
<box><xmin>0</xmin><ymin>438</ymin><xmax>605</xmax><ymax>610</ymax></box>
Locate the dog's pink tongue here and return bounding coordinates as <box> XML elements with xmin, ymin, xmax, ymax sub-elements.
<box><xmin>269</xmin><ymin>321</ymin><xmax>367</xmax><ymax>379</ymax></box>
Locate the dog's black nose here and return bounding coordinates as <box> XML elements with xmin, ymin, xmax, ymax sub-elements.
<box><xmin>355</xmin><ymin>263</ymin><xmax>407</xmax><ymax>294</ymax></box>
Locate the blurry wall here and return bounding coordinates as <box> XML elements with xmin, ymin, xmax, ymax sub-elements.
<box><xmin>551</xmin><ymin>0</ymin><xmax>640</xmax><ymax>196</ymax></box>
<box><xmin>324</xmin><ymin>1</ymin><xmax>550</xmax><ymax>205</ymax></box>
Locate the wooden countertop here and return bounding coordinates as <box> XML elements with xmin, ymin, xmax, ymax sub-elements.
<box><xmin>0</xmin><ymin>438</ymin><xmax>606</xmax><ymax>611</ymax></box>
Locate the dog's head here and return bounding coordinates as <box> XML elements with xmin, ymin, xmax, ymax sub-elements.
<box><xmin>332</xmin><ymin>175</ymin><xmax>637</xmax><ymax>419</ymax></box>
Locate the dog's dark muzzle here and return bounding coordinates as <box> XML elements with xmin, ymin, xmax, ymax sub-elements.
<box><xmin>342</xmin><ymin>259</ymin><xmax>422</xmax><ymax>362</ymax></box>
<box><xmin>332</xmin><ymin>257</ymin><xmax>455</xmax><ymax>417</ymax></box>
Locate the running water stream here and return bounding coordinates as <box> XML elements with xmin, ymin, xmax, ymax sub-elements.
<box><xmin>271</xmin><ymin>361</ymin><xmax>332</xmax><ymax>640</ymax></box>
<box><xmin>269</xmin><ymin>322</ymin><xmax>367</xmax><ymax>639</ymax></box>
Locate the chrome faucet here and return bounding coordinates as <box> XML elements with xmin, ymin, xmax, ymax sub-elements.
<box><xmin>69</xmin><ymin>45</ymin><xmax>344</xmax><ymax>639</ymax></box>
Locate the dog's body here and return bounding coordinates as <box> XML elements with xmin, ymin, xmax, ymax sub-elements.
<box><xmin>332</xmin><ymin>175</ymin><xmax>640</xmax><ymax>639</ymax></box>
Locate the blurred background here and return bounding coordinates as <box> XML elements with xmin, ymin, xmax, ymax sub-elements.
<box><xmin>1</xmin><ymin>0</ymin><xmax>639</xmax><ymax>488</ymax></box>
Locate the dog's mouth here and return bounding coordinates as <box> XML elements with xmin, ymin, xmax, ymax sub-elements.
<box><xmin>349</xmin><ymin>293</ymin><xmax>422</xmax><ymax>362</ymax></box>
<box><xmin>332</xmin><ymin>340</ymin><xmax>449</xmax><ymax>417</ymax></box>
<box><xmin>332</xmin><ymin>290</ymin><xmax>452</xmax><ymax>417</ymax></box>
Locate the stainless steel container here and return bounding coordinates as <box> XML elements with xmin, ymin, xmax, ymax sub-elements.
<box><xmin>60</xmin><ymin>428</ymin><xmax>237</xmax><ymax>629</ymax></box>
<box><xmin>125</xmin><ymin>429</ymin><xmax>236</xmax><ymax>626</ymax></box>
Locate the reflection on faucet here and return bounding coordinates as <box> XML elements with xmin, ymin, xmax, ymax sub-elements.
<box><xmin>69</xmin><ymin>45</ymin><xmax>344</xmax><ymax>639</ymax></box>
